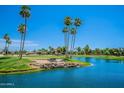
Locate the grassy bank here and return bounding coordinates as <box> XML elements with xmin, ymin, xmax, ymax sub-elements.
<box><xmin>0</xmin><ymin>54</ymin><xmax>124</xmax><ymax>74</ymax></box>
<box><xmin>24</xmin><ymin>55</ymin><xmax>65</xmax><ymax>60</ymax></box>
<box><xmin>64</xmin><ymin>58</ymin><xmax>91</xmax><ymax>66</ymax></box>
<box><xmin>0</xmin><ymin>56</ymin><xmax>37</xmax><ymax>74</ymax></box>
<box><xmin>0</xmin><ymin>55</ymin><xmax>91</xmax><ymax>74</ymax></box>
<box><xmin>77</xmin><ymin>55</ymin><xmax>124</xmax><ymax>60</ymax></box>
<box><xmin>0</xmin><ymin>56</ymin><xmax>31</xmax><ymax>70</ymax></box>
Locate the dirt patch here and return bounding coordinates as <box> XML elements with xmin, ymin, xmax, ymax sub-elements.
<box><xmin>29</xmin><ymin>59</ymin><xmax>82</xmax><ymax>69</ymax></box>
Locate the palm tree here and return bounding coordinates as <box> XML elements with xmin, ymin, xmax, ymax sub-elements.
<box><xmin>3</xmin><ymin>34</ymin><xmax>10</xmax><ymax>55</ymax></box>
<box><xmin>70</xmin><ymin>28</ymin><xmax>76</xmax><ymax>52</ymax></box>
<box><xmin>48</xmin><ymin>46</ymin><xmax>54</xmax><ymax>54</ymax></box>
<box><xmin>63</xmin><ymin>17</ymin><xmax>82</xmax><ymax>57</ymax></box>
<box><xmin>76</xmin><ymin>47</ymin><xmax>82</xmax><ymax>55</ymax></box>
<box><xmin>19</xmin><ymin>5</ymin><xmax>31</xmax><ymax>59</ymax></box>
<box><xmin>83</xmin><ymin>44</ymin><xmax>91</xmax><ymax>55</ymax></box>
<box><xmin>64</xmin><ymin>16</ymin><xmax>72</xmax><ymax>57</ymax></box>
<box><xmin>7</xmin><ymin>39</ymin><xmax>12</xmax><ymax>54</ymax></box>
<box><xmin>73</xmin><ymin>18</ymin><xmax>81</xmax><ymax>50</ymax></box>
<box><xmin>18</xmin><ymin>24</ymin><xmax>25</xmax><ymax>59</ymax></box>
<box><xmin>3</xmin><ymin>34</ymin><xmax>9</xmax><ymax>55</ymax></box>
<box><xmin>61</xmin><ymin>46</ymin><xmax>66</xmax><ymax>55</ymax></box>
<box><xmin>62</xmin><ymin>27</ymin><xmax>68</xmax><ymax>56</ymax></box>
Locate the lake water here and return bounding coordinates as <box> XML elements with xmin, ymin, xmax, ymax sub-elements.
<box><xmin>0</xmin><ymin>57</ymin><xmax>124</xmax><ymax>88</ymax></box>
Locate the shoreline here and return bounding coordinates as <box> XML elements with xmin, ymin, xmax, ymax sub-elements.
<box><xmin>1</xmin><ymin>54</ymin><xmax>124</xmax><ymax>74</ymax></box>
<box><xmin>0</xmin><ymin>58</ymin><xmax>91</xmax><ymax>75</ymax></box>
<box><xmin>0</xmin><ymin>65</ymin><xmax>91</xmax><ymax>75</ymax></box>
<box><xmin>74</xmin><ymin>55</ymin><xmax>124</xmax><ymax>60</ymax></box>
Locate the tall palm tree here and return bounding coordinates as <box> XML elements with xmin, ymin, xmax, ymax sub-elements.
<box><xmin>64</xmin><ymin>16</ymin><xmax>72</xmax><ymax>57</ymax></box>
<box><xmin>73</xmin><ymin>18</ymin><xmax>81</xmax><ymax>50</ymax></box>
<box><xmin>19</xmin><ymin>5</ymin><xmax>31</xmax><ymax>59</ymax></box>
<box><xmin>70</xmin><ymin>27</ymin><xmax>76</xmax><ymax>52</ymax></box>
<box><xmin>62</xmin><ymin>27</ymin><xmax>68</xmax><ymax>56</ymax></box>
<box><xmin>18</xmin><ymin>24</ymin><xmax>25</xmax><ymax>59</ymax></box>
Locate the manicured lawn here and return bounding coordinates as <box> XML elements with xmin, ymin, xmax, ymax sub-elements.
<box><xmin>64</xmin><ymin>58</ymin><xmax>91</xmax><ymax>66</ymax></box>
<box><xmin>0</xmin><ymin>55</ymin><xmax>91</xmax><ymax>74</ymax></box>
<box><xmin>0</xmin><ymin>55</ymin><xmax>66</xmax><ymax>72</ymax></box>
<box><xmin>24</xmin><ymin>55</ymin><xmax>65</xmax><ymax>60</ymax></box>
<box><xmin>1</xmin><ymin>54</ymin><xmax>124</xmax><ymax>74</ymax></box>
<box><xmin>80</xmin><ymin>55</ymin><xmax>124</xmax><ymax>60</ymax></box>
<box><xmin>0</xmin><ymin>56</ymin><xmax>31</xmax><ymax>71</ymax></box>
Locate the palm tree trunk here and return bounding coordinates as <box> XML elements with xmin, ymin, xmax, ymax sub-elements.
<box><xmin>72</xmin><ymin>34</ymin><xmax>76</xmax><ymax>51</ymax></box>
<box><xmin>4</xmin><ymin>42</ymin><xmax>7</xmax><ymax>55</ymax></box>
<box><xmin>64</xmin><ymin>33</ymin><xmax>68</xmax><ymax>56</ymax></box>
<box><xmin>7</xmin><ymin>43</ymin><xmax>9</xmax><ymax>55</ymax></box>
<box><xmin>70</xmin><ymin>35</ymin><xmax>74</xmax><ymax>56</ymax></box>
<box><xmin>19</xmin><ymin>33</ymin><xmax>23</xmax><ymax>59</ymax></box>
<box><xmin>66</xmin><ymin>30</ymin><xmax>69</xmax><ymax>57</ymax></box>
<box><xmin>72</xmin><ymin>26</ymin><xmax>77</xmax><ymax>52</ymax></box>
<box><xmin>21</xmin><ymin>18</ymin><xmax>27</xmax><ymax>59</ymax></box>
<box><xmin>66</xmin><ymin>26</ymin><xmax>71</xmax><ymax>58</ymax></box>
<box><xmin>70</xmin><ymin>35</ymin><xmax>73</xmax><ymax>51</ymax></box>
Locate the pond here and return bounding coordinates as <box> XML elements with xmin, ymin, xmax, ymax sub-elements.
<box><xmin>0</xmin><ymin>57</ymin><xmax>124</xmax><ymax>88</ymax></box>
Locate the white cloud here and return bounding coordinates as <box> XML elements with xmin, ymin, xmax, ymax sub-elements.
<box><xmin>11</xmin><ymin>39</ymin><xmax>39</xmax><ymax>47</ymax></box>
<box><xmin>0</xmin><ymin>39</ymin><xmax>40</xmax><ymax>51</ymax></box>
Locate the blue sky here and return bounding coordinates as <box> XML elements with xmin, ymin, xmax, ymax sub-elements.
<box><xmin>0</xmin><ymin>5</ymin><xmax>124</xmax><ymax>51</ymax></box>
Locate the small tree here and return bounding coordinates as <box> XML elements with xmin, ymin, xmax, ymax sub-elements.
<box><xmin>83</xmin><ymin>45</ymin><xmax>91</xmax><ymax>55</ymax></box>
<box><xmin>7</xmin><ymin>39</ymin><xmax>12</xmax><ymax>54</ymax></box>
<box><xmin>3</xmin><ymin>34</ymin><xmax>11</xmax><ymax>55</ymax></box>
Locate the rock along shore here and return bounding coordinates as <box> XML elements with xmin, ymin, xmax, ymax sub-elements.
<box><xmin>29</xmin><ymin>59</ymin><xmax>83</xmax><ymax>69</ymax></box>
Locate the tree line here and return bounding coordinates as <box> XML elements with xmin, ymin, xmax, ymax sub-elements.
<box><xmin>75</xmin><ymin>45</ymin><xmax>124</xmax><ymax>56</ymax></box>
<box><xmin>34</xmin><ymin>45</ymin><xmax>124</xmax><ymax>56</ymax></box>
<box><xmin>2</xmin><ymin>45</ymin><xmax>124</xmax><ymax>56</ymax></box>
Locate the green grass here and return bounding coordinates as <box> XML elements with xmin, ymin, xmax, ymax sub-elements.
<box><xmin>25</xmin><ymin>55</ymin><xmax>91</xmax><ymax>66</ymax></box>
<box><xmin>0</xmin><ymin>55</ymin><xmax>91</xmax><ymax>74</ymax></box>
<box><xmin>1</xmin><ymin>54</ymin><xmax>123</xmax><ymax>74</ymax></box>
<box><xmin>79</xmin><ymin>55</ymin><xmax>124</xmax><ymax>60</ymax></box>
<box><xmin>0</xmin><ymin>56</ymin><xmax>31</xmax><ymax>71</ymax></box>
<box><xmin>64</xmin><ymin>58</ymin><xmax>91</xmax><ymax>66</ymax></box>
<box><xmin>24</xmin><ymin>55</ymin><xmax>65</xmax><ymax>60</ymax></box>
